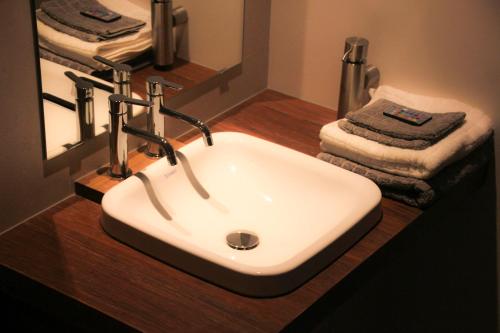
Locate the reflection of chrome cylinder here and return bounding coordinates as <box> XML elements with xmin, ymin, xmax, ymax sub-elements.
<box><xmin>75</xmin><ymin>83</ymin><xmax>95</xmax><ymax>141</ymax></box>
<box><xmin>64</xmin><ymin>71</ymin><xmax>96</xmax><ymax>142</ymax></box>
<box><xmin>151</xmin><ymin>0</ymin><xmax>174</xmax><ymax>69</ymax></box>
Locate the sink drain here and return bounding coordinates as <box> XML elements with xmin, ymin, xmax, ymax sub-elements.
<box><xmin>226</xmin><ymin>231</ymin><xmax>259</xmax><ymax>250</ymax></box>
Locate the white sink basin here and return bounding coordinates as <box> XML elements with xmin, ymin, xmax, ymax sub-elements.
<box><xmin>101</xmin><ymin>132</ymin><xmax>382</xmax><ymax>296</ymax></box>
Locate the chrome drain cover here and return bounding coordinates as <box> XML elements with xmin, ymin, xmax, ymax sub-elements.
<box><xmin>226</xmin><ymin>231</ymin><xmax>259</xmax><ymax>250</ymax></box>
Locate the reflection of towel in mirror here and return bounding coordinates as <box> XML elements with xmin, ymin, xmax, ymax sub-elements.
<box><xmin>317</xmin><ymin>136</ymin><xmax>492</xmax><ymax>208</ymax></box>
<box><xmin>40</xmin><ymin>0</ymin><xmax>145</xmax><ymax>39</ymax></box>
<box><xmin>37</xmin><ymin>10</ymin><xmax>141</xmax><ymax>42</ymax></box>
<box><xmin>39</xmin><ymin>47</ymin><xmax>95</xmax><ymax>74</ymax></box>
<box><xmin>36</xmin><ymin>0</ymin><xmax>151</xmax><ymax>69</ymax></box>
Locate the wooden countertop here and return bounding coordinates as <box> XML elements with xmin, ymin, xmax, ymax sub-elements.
<box><xmin>0</xmin><ymin>90</ymin><xmax>422</xmax><ymax>332</ymax></box>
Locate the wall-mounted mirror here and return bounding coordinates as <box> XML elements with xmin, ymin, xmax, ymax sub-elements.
<box><xmin>32</xmin><ymin>0</ymin><xmax>244</xmax><ymax>159</ymax></box>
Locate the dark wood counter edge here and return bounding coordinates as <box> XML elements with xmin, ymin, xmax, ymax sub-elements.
<box><xmin>284</xmin><ymin>158</ymin><xmax>494</xmax><ymax>331</ymax></box>
<box><xmin>0</xmin><ymin>265</ymin><xmax>136</xmax><ymax>332</ymax></box>
<box><xmin>1</xmin><ymin>162</ymin><xmax>494</xmax><ymax>332</ymax></box>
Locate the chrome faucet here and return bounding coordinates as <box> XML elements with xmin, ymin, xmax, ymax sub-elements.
<box><xmin>64</xmin><ymin>71</ymin><xmax>95</xmax><ymax>141</ymax></box>
<box><xmin>337</xmin><ymin>37</ymin><xmax>380</xmax><ymax>119</ymax></box>
<box><xmin>94</xmin><ymin>56</ymin><xmax>133</xmax><ymax>119</ymax></box>
<box><xmin>160</xmin><ymin>106</ymin><xmax>213</xmax><ymax>146</ymax></box>
<box><xmin>145</xmin><ymin>76</ymin><xmax>183</xmax><ymax>157</ymax></box>
<box><xmin>145</xmin><ymin>75</ymin><xmax>213</xmax><ymax>157</ymax></box>
<box><xmin>108</xmin><ymin>94</ymin><xmax>177</xmax><ymax>178</ymax></box>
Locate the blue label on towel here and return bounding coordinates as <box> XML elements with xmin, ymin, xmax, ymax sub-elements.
<box><xmin>383</xmin><ymin>107</ymin><xmax>432</xmax><ymax>126</ymax></box>
<box><xmin>80</xmin><ymin>9</ymin><xmax>121</xmax><ymax>23</ymax></box>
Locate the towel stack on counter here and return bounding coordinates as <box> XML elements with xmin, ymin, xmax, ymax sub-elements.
<box><xmin>36</xmin><ymin>0</ymin><xmax>151</xmax><ymax>73</ymax></box>
<box><xmin>318</xmin><ymin>86</ymin><xmax>493</xmax><ymax>208</ymax></box>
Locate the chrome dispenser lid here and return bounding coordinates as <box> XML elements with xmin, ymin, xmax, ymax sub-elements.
<box><xmin>342</xmin><ymin>37</ymin><xmax>369</xmax><ymax>63</ymax></box>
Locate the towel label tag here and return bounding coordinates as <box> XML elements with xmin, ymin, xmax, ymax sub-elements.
<box><xmin>383</xmin><ymin>106</ymin><xmax>432</xmax><ymax>126</ymax></box>
<box><xmin>80</xmin><ymin>9</ymin><xmax>121</xmax><ymax>23</ymax></box>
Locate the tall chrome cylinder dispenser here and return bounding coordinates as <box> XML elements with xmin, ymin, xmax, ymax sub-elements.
<box><xmin>151</xmin><ymin>0</ymin><xmax>174</xmax><ymax>70</ymax></box>
<box><xmin>337</xmin><ymin>37</ymin><xmax>380</xmax><ymax>119</ymax></box>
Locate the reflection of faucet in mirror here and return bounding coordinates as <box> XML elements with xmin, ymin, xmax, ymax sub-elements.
<box><xmin>145</xmin><ymin>75</ymin><xmax>213</xmax><ymax>158</ymax></box>
<box><xmin>64</xmin><ymin>71</ymin><xmax>95</xmax><ymax>141</ymax></box>
<box><xmin>94</xmin><ymin>55</ymin><xmax>133</xmax><ymax>119</ymax></box>
<box><xmin>108</xmin><ymin>94</ymin><xmax>177</xmax><ymax>179</ymax></box>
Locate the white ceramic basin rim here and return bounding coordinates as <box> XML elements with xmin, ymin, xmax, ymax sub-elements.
<box><xmin>101</xmin><ymin>131</ymin><xmax>382</xmax><ymax>296</ymax></box>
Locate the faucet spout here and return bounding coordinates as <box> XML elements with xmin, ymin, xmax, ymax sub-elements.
<box><xmin>122</xmin><ymin>124</ymin><xmax>177</xmax><ymax>166</ymax></box>
<box><xmin>160</xmin><ymin>106</ymin><xmax>213</xmax><ymax>147</ymax></box>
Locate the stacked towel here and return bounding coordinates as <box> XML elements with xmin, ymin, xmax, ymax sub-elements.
<box><xmin>318</xmin><ymin>86</ymin><xmax>493</xmax><ymax>207</ymax></box>
<box><xmin>37</xmin><ymin>0</ymin><xmax>151</xmax><ymax>71</ymax></box>
<box><xmin>339</xmin><ymin>99</ymin><xmax>466</xmax><ymax>150</ymax></box>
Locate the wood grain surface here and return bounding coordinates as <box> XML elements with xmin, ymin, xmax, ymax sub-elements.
<box><xmin>0</xmin><ymin>90</ymin><xmax>422</xmax><ymax>332</ymax></box>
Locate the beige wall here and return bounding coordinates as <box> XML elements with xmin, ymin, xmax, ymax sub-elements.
<box><xmin>269</xmin><ymin>0</ymin><xmax>500</xmax><ymax>112</ymax></box>
<box><xmin>0</xmin><ymin>0</ymin><xmax>270</xmax><ymax>231</ymax></box>
<box><xmin>174</xmin><ymin>0</ymin><xmax>244</xmax><ymax>70</ymax></box>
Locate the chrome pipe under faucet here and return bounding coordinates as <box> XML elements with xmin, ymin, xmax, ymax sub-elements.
<box><xmin>64</xmin><ymin>71</ymin><xmax>95</xmax><ymax>141</ymax></box>
<box><xmin>337</xmin><ymin>37</ymin><xmax>380</xmax><ymax>119</ymax></box>
<box><xmin>145</xmin><ymin>75</ymin><xmax>213</xmax><ymax>158</ymax></box>
<box><xmin>145</xmin><ymin>76</ymin><xmax>183</xmax><ymax>157</ymax></box>
<box><xmin>151</xmin><ymin>0</ymin><xmax>174</xmax><ymax>70</ymax></box>
<box><xmin>108</xmin><ymin>94</ymin><xmax>177</xmax><ymax>179</ymax></box>
<box><xmin>151</xmin><ymin>1</ymin><xmax>188</xmax><ymax>70</ymax></box>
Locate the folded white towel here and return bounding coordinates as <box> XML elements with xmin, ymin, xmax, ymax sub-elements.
<box><xmin>319</xmin><ymin>86</ymin><xmax>493</xmax><ymax>179</ymax></box>
<box><xmin>37</xmin><ymin>0</ymin><xmax>151</xmax><ymax>69</ymax></box>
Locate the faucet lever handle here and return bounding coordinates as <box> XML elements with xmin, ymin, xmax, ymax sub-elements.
<box><xmin>124</xmin><ymin>96</ymin><xmax>153</xmax><ymax>108</ymax></box>
<box><xmin>147</xmin><ymin>75</ymin><xmax>183</xmax><ymax>92</ymax></box>
<box><xmin>64</xmin><ymin>71</ymin><xmax>93</xmax><ymax>90</ymax></box>
<box><xmin>93</xmin><ymin>55</ymin><xmax>132</xmax><ymax>73</ymax></box>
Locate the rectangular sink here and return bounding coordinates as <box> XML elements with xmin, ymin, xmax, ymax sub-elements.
<box><xmin>101</xmin><ymin>132</ymin><xmax>382</xmax><ymax>296</ymax></box>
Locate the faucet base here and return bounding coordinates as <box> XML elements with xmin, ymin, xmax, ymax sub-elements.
<box><xmin>108</xmin><ymin>168</ymin><xmax>132</xmax><ymax>179</ymax></box>
<box><xmin>145</xmin><ymin>142</ymin><xmax>166</xmax><ymax>158</ymax></box>
<box><xmin>145</xmin><ymin>150</ymin><xmax>164</xmax><ymax>159</ymax></box>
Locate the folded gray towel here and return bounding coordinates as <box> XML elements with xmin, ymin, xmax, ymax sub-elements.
<box><xmin>37</xmin><ymin>10</ymin><xmax>140</xmax><ymax>42</ymax></box>
<box><xmin>346</xmin><ymin>99</ymin><xmax>466</xmax><ymax>142</ymax></box>
<box><xmin>317</xmin><ymin>137</ymin><xmax>492</xmax><ymax>208</ymax></box>
<box><xmin>39</xmin><ymin>47</ymin><xmax>95</xmax><ymax>74</ymax></box>
<box><xmin>41</xmin><ymin>0</ymin><xmax>145</xmax><ymax>39</ymax></box>
<box><xmin>338</xmin><ymin>119</ymin><xmax>432</xmax><ymax>150</ymax></box>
